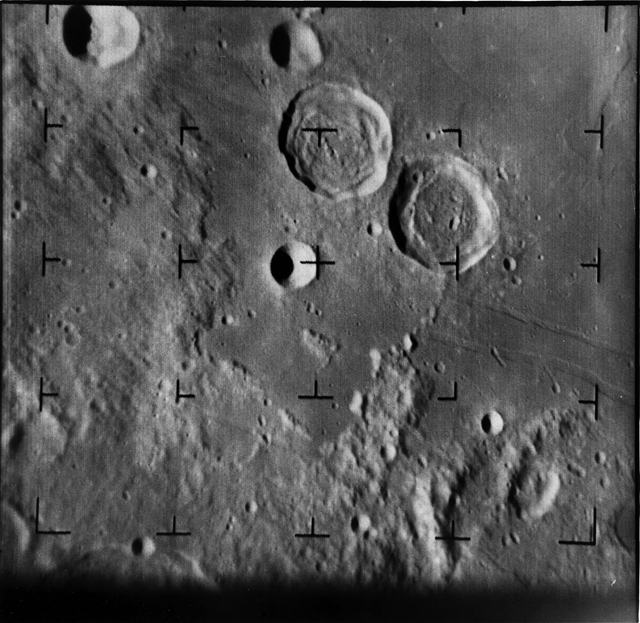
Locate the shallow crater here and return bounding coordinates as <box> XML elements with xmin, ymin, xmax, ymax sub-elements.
<box><xmin>389</xmin><ymin>155</ymin><xmax>500</xmax><ymax>275</ymax></box>
<box><xmin>281</xmin><ymin>83</ymin><xmax>392</xmax><ymax>201</ymax></box>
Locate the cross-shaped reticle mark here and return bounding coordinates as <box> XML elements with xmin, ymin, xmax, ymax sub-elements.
<box><xmin>558</xmin><ymin>507</ymin><xmax>597</xmax><ymax>546</ymax></box>
<box><xmin>442</xmin><ymin>128</ymin><xmax>462</xmax><ymax>148</ymax></box>
<box><xmin>39</xmin><ymin>377</ymin><xmax>59</xmax><ymax>412</ymax></box>
<box><xmin>34</xmin><ymin>497</ymin><xmax>71</xmax><ymax>535</ymax></box>
<box><xmin>295</xmin><ymin>516</ymin><xmax>330</xmax><ymax>539</ymax></box>
<box><xmin>439</xmin><ymin>245</ymin><xmax>460</xmax><ymax>281</ymax></box>
<box><xmin>580</xmin><ymin>247</ymin><xmax>601</xmax><ymax>283</ymax></box>
<box><xmin>301</xmin><ymin>127</ymin><xmax>339</xmax><ymax>148</ymax></box>
<box><xmin>578</xmin><ymin>383</ymin><xmax>599</xmax><ymax>421</ymax></box>
<box><xmin>178</xmin><ymin>244</ymin><xmax>198</xmax><ymax>279</ymax></box>
<box><xmin>298</xmin><ymin>379</ymin><xmax>334</xmax><ymax>401</ymax></box>
<box><xmin>584</xmin><ymin>115</ymin><xmax>604</xmax><ymax>150</ymax></box>
<box><xmin>435</xmin><ymin>520</ymin><xmax>470</xmax><ymax>542</ymax></box>
<box><xmin>298</xmin><ymin>245</ymin><xmax>336</xmax><ymax>281</ymax></box>
<box><xmin>41</xmin><ymin>242</ymin><xmax>62</xmax><ymax>277</ymax></box>
<box><xmin>175</xmin><ymin>379</ymin><xmax>195</xmax><ymax>404</ymax></box>
<box><xmin>180</xmin><ymin>125</ymin><xmax>199</xmax><ymax>145</ymax></box>
<box><xmin>436</xmin><ymin>380</ymin><xmax>458</xmax><ymax>401</ymax></box>
<box><xmin>43</xmin><ymin>108</ymin><xmax>63</xmax><ymax>143</ymax></box>
<box><xmin>156</xmin><ymin>515</ymin><xmax>191</xmax><ymax>537</ymax></box>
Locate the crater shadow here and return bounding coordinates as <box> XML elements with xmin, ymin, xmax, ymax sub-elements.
<box><xmin>62</xmin><ymin>5</ymin><xmax>93</xmax><ymax>59</ymax></box>
<box><xmin>388</xmin><ymin>168</ymin><xmax>410</xmax><ymax>255</ymax></box>
<box><xmin>270</xmin><ymin>23</ymin><xmax>291</xmax><ymax>68</ymax></box>
<box><xmin>270</xmin><ymin>247</ymin><xmax>295</xmax><ymax>285</ymax></box>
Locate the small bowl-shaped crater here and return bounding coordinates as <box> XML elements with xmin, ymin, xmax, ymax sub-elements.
<box><xmin>270</xmin><ymin>242</ymin><xmax>316</xmax><ymax>289</ymax></box>
<box><xmin>131</xmin><ymin>536</ymin><xmax>155</xmax><ymax>557</ymax></box>
<box><xmin>481</xmin><ymin>409</ymin><xmax>504</xmax><ymax>435</ymax></box>
<box><xmin>62</xmin><ymin>5</ymin><xmax>140</xmax><ymax>68</ymax></box>
<box><xmin>270</xmin><ymin>21</ymin><xmax>323</xmax><ymax>72</ymax></box>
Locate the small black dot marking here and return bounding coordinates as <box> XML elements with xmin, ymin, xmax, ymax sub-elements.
<box><xmin>584</xmin><ymin>115</ymin><xmax>604</xmax><ymax>150</ymax></box>
<box><xmin>580</xmin><ymin>247</ymin><xmax>601</xmax><ymax>283</ymax></box>
<box><xmin>39</xmin><ymin>377</ymin><xmax>59</xmax><ymax>412</ymax></box>
<box><xmin>298</xmin><ymin>379</ymin><xmax>333</xmax><ymax>401</ymax></box>
<box><xmin>437</xmin><ymin>380</ymin><xmax>458</xmax><ymax>401</ymax></box>
<box><xmin>301</xmin><ymin>127</ymin><xmax>339</xmax><ymax>148</ymax></box>
<box><xmin>41</xmin><ymin>241</ymin><xmax>62</xmax><ymax>277</ymax></box>
<box><xmin>298</xmin><ymin>245</ymin><xmax>336</xmax><ymax>281</ymax></box>
<box><xmin>439</xmin><ymin>245</ymin><xmax>460</xmax><ymax>281</ymax></box>
<box><xmin>34</xmin><ymin>497</ymin><xmax>70</xmax><ymax>535</ymax></box>
<box><xmin>578</xmin><ymin>383</ymin><xmax>599</xmax><ymax>421</ymax></box>
<box><xmin>156</xmin><ymin>515</ymin><xmax>191</xmax><ymax>537</ymax></box>
<box><xmin>559</xmin><ymin>507</ymin><xmax>597</xmax><ymax>546</ymax></box>
<box><xmin>43</xmin><ymin>108</ymin><xmax>64</xmax><ymax>143</ymax></box>
<box><xmin>178</xmin><ymin>244</ymin><xmax>198</xmax><ymax>279</ymax></box>
<box><xmin>435</xmin><ymin>520</ymin><xmax>470</xmax><ymax>542</ymax></box>
<box><xmin>175</xmin><ymin>379</ymin><xmax>196</xmax><ymax>404</ymax></box>
<box><xmin>442</xmin><ymin>128</ymin><xmax>462</xmax><ymax>148</ymax></box>
<box><xmin>295</xmin><ymin>516</ymin><xmax>330</xmax><ymax>539</ymax></box>
<box><xmin>180</xmin><ymin>125</ymin><xmax>199</xmax><ymax>146</ymax></box>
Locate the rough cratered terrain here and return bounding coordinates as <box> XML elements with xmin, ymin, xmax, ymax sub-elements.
<box><xmin>2</xmin><ymin>5</ymin><xmax>637</xmax><ymax>622</ymax></box>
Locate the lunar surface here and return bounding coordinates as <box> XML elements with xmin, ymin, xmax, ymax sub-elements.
<box><xmin>2</xmin><ymin>5</ymin><xmax>637</xmax><ymax>622</ymax></box>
